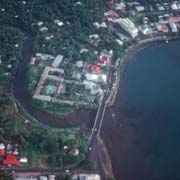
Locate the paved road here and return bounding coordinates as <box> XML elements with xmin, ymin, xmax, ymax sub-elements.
<box><xmin>85</xmin><ymin>62</ymin><xmax>116</xmax><ymax>180</ymax></box>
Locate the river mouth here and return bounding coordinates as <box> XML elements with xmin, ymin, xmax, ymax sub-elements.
<box><xmin>102</xmin><ymin>40</ymin><xmax>180</xmax><ymax>180</ymax></box>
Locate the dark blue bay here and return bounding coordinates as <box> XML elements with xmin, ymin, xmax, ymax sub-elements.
<box><xmin>103</xmin><ymin>40</ymin><xmax>180</xmax><ymax>180</ymax></box>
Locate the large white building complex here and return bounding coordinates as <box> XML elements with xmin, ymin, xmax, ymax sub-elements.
<box><xmin>114</xmin><ymin>18</ymin><xmax>139</xmax><ymax>38</ymax></box>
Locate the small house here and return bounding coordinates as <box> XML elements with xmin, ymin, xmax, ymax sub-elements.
<box><xmin>76</xmin><ymin>61</ymin><xmax>84</xmax><ymax>68</ymax></box>
<box><xmin>3</xmin><ymin>154</ymin><xmax>20</xmax><ymax>166</ymax></box>
<box><xmin>20</xmin><ymin>157</ymin><xmax>28</xmax><ymax>163</ymax></box>
<box><xmin>72</xmin><ymin>148</ymin><xmax>79</xmax><ymax>156</ymax></box>
<box><xmin>85</xmin><ymin>73</ymin><xmax>99</xmax><ymax>81</ymax></box>
<box><xmin>39</xmin><ymin>176</ymin><xmax>48</xmax><ymax>180</ymax></box>
<box><xmin>135</xmin><ymin>5</ymin><xmax>145</xmax><ymax>12</ymax></box>
<box><xmin>91</xmin><ymin>65</ymin><xmax>101</xmax><ymax>74</ymax></box>
<box><xmin>48</xmin><ymin>175</ymin><xmax>56</xmax><ymax>180</ymax></box>
<box><xmin>104</xmin><ymin>10</ymin><xmax>119</xmax><ymax>19</ymax></box>
<box><xmin>96</xmin><ymin>56</ymin><xmax>110</xmax><ymax>66</ymax></box>
<box><xmin>0</xmin><ymin>143</ymin><xmax>5</xmax><ymax>156</ymax></box>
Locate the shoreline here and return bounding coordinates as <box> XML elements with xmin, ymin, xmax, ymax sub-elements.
<box><xmin>107</xmin><ymin>34</ymin><xmax>180</xmax><ymax>107</ymax></box>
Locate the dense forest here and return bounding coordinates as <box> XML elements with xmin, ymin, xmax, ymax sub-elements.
<box><xmin>0</xmin><ymin>0</ymin><xmax>106</xmax><ymax>28</ymax></box>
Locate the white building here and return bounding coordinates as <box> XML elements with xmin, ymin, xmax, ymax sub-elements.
<box><xmin>37</xmin><ymin>21</ymin><xmax>43</xmax><ymax>26</ymax></box>
<box><xmin>76</xmin><ymin>61</ymin><xmax>84</xmax><ymax>68</ymax></box>
<box><xmin>20</xmin><ymin>157</ymin><xmax>28</xmax><ymax>163</ymax></box>
<box><xmin>40</xmin><ymin>27</ymin><xmax>48</xmax><ymax>32</ymax></box>
<box><xmin>83</xmin><ymin>80</ymin><xmax>97</xmax><ymax>89</ymax></box>
<box><xmin>72</xmin><ymin>174</ymin><xmax>101</xmax><ymax>180</ymax></box>
<box><xmin>115</xmin><ymin>2</ymin><xmax>126</xmax><ymax>10</ymax></box>
<box><xmin>169</xmin><ymin>20</ymin><xmax>178</xmax><ymax>32</ymax></box>
<box><xmin>85</xmin><ymin>73</ymin><xmax>107</xmax><ymax>83</ymax></box>
<box><xmin>115</xmin><ymin>39</ymin><xmax>123</xmax><ymax>46</ymax></box>
<box><xmin>35</xmin><ymin>53</ymin><xmax>54</xmax><ymax>60</ymax></box>
<box><xmin>114</xmin><ymin>18</ymin><xmax>139</xmax><ymax>38</ymax></box>
<box><xmin>139</xmin><ymin>25</ymin><xmax>152</xmax><ymax>35</ymax></box>
<box><xmin>0</xmin><ymin>143</ymin><xmax>5</xmax><ymax>150</ymax></box>
<box><xmin>171</xmin><ymin>3</ymin><xmax>178</xmax><ymax>10</ymax></box>
<box><xmin>52</xmin><ymin>55</ymin><xmax>63</xmax><ymax>68</ymax></box>
<box><xmin>80</xmin><ymin>48</ymin><xmax>89</xmax><ymax>53</ymax></box>
<box><xmin>15</xmin><ymin>177</ymin><xmax>38</xmax><ymax>180</ymax></box>
<box><xmin>48</xmin><ymin>175</ymin><xmax>56</xmax><ymax>180</ymax></box>
<box><xmin>135</xmin><ymin>5</ymin><xmax>145</xmax><ymax>12</ymax></box>
<box><xmin>39</xmin><ymin>176</ymin><xmax>48</xmax><ymax>180</ymax></box>
<box><xmin>85</xmin><ymin>73</ymin><xmax>99</xmax><ymax>81</ymax></box>
<box><xmin>93</xmin><ymin>22</ymin><xmax>107</xmax><ymax>29</ymax></box>
<box><xmin>158</xmin><ymin>6</ymin><xmax>165</xmax><ymax>11</ymax></box>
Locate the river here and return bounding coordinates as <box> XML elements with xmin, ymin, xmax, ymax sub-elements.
<box><xmin>101</xmin><ymin>40</ymin><xmax>180</xmax><ymax>180</ymax></box>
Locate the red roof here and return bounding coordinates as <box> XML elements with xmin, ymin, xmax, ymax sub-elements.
<box><xmin>107</xmin><ymin>0</ymin><xmax>114</xmax><ymax>5</ymax></box>
<box><xmin>96</xmin><ymin>56</ymin><xmax>110</xmax><ymax>66</ymax></box>
<box><xmin>106</xmin><ymin>10</ymin><xmax>119</xmax><ymax>18</ymax></box>
<box><xmin>3</xmin><ymin>154</ymin><xmax>20</xmax><ymax>166</ymax></box>
<box><xmin>102</xmin><ymin>56</ymin><xmax>109</xmax><ymax>61</ymax></box>
<box><xmin>169</xmin><ymin>17</ymin><xmax>180</xmax><ymax>23</ymax></box>
<box><xmin>160</xmin><ymin>23</ymin><xmax>169</xmax><ymax>33</ymax></box>
<box><xmin>92</xmin><ymin>38</ymin><xmax>101</xmax><ymax>45</ymax></box>
<box><xmin>119</xmin><ymin>8</ymin><xmax>126</xmax><ymax>13</ymax></box>
<box><xmin>92</xmin><ymin>65</ymin><xmax>101</xmax><ymax>73</ymax></box>
<box><xmin>85</xmin><ymin>64</ymin><xmax>92</xmax><ymax>69</ymax></box>
<box><xmin>0</xmin><ymin>149</ymin><xmax>5</xmax><ymax>156</ymax></box>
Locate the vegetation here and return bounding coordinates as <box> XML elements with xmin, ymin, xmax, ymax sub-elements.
<box><xmin>0</xmin><ymin>26</ymin><xmax>24</xmax><ymax>86</ymax></box>
<box><xmin>32</xmin><ymin>99</ymin><xmax>74</xmax><ymax>116</ymax></box>
<box><xmin>26</xmin><ymin>64</ymin><xmax>40</xmax><ymax>95</ymax></box>
<box><xmin>86</xmin><ymin>160</ymin><xmax>97</xmax><ymax>170</ymax></box>
<box><xmin>0</xmin><ymin>172</ymin><xmax>13</xmax><ymax>180</ymax></box>
<box><xmin>0</xmin><ymin>25</ymin><xmax>89</xmax><ymax>168</ymax></box>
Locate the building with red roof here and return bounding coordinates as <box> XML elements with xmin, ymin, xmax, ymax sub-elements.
<box><xmin>91</xmin><ymin>65</ymin><xmax>101</xmax><ymax>74</ymax></box>
<box><xmin>107</xmin><ymin>0</ymin><xmax>114</xmax><ymax>5</ymax></box>
<box><xmin>3</xmin><ymin>154</ymin><xmax>20</xmax><ymax>166</ymax></box>
<box><xmin>0</xmin><ymin>143</ymin><xmax>5</xmax><ymax>156</ymax></box>
<box><xmin>0</xmin><ymin>149</ymin><xmax>5</xmax><ymax>156</ymax></box>
<box><xmin>84</xmin><ymin>63</ymin><xmax>92</xmax><ymax>69</ymax></box>
<box><xmin>104</xmin><ymin>10</ymin><xmax>119</xmax><ymax>19</ymax></box>
<box><xmin>96</xmin><ymin>56</ymin><xmax>110</xmax><ymax>66</ymax></box>
<box><xmin>169</xmin><ymin>16</ymin><xmax>180</xmax><ymax>23</ymax></box>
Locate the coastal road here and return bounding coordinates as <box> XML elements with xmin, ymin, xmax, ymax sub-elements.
<box><xmin>86</xmin><ymin>63</ymin><xmax>116</xmax><ymax>179</ymax></box>
<box><xmin>89</xmin><ymin>63</ymin><xmax>116</xmax><ymax>143</ymax></box>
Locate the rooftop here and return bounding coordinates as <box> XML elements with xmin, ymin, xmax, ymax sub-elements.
<box><xmin>3</xmin><ymin>154</ymin><xmax>20</xmax><ymax>166</ymax></box>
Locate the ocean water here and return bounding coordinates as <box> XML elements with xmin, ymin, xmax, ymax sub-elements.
<box><xmin>103</xmin><ymin>40</ymin><xmax>180</xmax><ymax>180</ymax></box>
<box><xmin>119</xmin><ymin>40</ymin><xmax>180</xmax><ymax>180</ymax></box>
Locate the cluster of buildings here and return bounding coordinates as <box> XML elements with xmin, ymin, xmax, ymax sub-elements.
<box><xmin>31</xmin><ymin>47</ymin><xmax>111</xmax><ymax>107</ymax></box>
<box><xmin>103</xmin><ymin>0</ymin><xmax>180</xmax><ymax>38</ymax></box>
<box><xmin>102</xmin><ymin>7</ymin><xmax>139</xmax><ymax>38</ymax></box>
<box><xmin>0</xmin><ymin>143</ymin><xmax>27</xmax><ymax>166</ymax></box>
<box><xmin>72</xmin><ymin>173</ymin><xmax>100</xmax><ymax>180</ymax></box>
<box><xmin>14</xmin><ymin>173</ymin><xmax>100</xmax><ymax>180</ymax></box>
<box><xmin>15</xmin><ymin>175</ymin><xmax>55</xmax><ymax>180</ymax></box>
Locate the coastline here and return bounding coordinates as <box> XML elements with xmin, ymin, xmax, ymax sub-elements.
<box><xmin>107</xmin><ymin>34</ymin><xmax>180</xmax><ymax>107</ymax></box>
